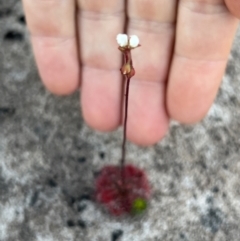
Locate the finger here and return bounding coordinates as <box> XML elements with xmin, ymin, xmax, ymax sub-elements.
<box><xmin>78</xmin><ymin>0</ymin><xmax>125</xmax><ymax>131</ymax></box>
<box><xmin>22</xmin><ymin>0</ymin><xmax>79</xmax><ymax>95</ymax></box>
<box><xmin>225</xmin><ymin>0</ymin><xmax>240</xmax><ymax>18</ymax></box>
<box><xmin>167</xmin><ymin>0</ymin><xmax>239</xmax><ymax>123</ymax></box>
<box><xmin>126</xmin><ymin>0</ymin><xmax>178</xmax><ymax>146</ymax></box>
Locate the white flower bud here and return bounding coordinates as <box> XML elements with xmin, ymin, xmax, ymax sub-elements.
<box><xmin>116</xmin><ymin>34</ymin><xmax>128</xmax><ymax>47</ymax></box>
<box><xmin>129</xmin><ymin>35</ymin><xmax>140</xmax><ymax>48</ymax></box>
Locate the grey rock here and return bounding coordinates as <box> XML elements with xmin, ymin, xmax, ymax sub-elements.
<box><xmin>1</xmin><ymin>1</ymin><xmax>240</xmax><ymax>241</ymax></box>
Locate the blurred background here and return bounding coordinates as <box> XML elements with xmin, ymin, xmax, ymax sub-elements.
<box><xmin>1</xmin><ymin>1</ymin><xmax>240</xmax><ymax>240</ymax></box>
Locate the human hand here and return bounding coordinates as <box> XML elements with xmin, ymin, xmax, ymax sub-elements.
<box><xmin>22</xmin><ymin>0</ymin><xmax>239</xmax><ymax>146</ymax></box>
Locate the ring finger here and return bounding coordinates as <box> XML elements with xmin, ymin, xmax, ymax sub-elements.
<box><xmin>126</xmin><ymin>0</ymin><xmax>178</xmax><ymax>145</ymax></box>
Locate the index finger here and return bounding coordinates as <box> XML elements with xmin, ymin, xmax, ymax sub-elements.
<box><xmin>22</xmin><ymin>0</ymin><xmax>79</xmax><ymax>95</ymax></box>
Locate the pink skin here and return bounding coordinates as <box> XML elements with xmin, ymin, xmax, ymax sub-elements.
<box><xmin>22</xmin><ymin>0</ymin><xmax>239</xmax><ymax>146</ymax></box>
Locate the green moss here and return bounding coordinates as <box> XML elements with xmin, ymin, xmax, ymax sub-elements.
<box><xmin>131</xmin><ymin>198</ymin><xmax>147</xmax><ymax>215</ymax></box>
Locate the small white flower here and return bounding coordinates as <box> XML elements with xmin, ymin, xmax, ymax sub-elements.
<box><xmin>129</xmin><ymin>35</ymin><xmax>140</xmax><ymax>48</ymax></box>
<box><xmin>116</xmin><ymin>34</ymin><xmax>128</xmax><ymax>47</ymax></box>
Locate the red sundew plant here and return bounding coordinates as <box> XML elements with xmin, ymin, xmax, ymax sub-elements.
<box><xmin>95</xmin><ymin>34</ymin><xmax>151</xmax><ymax>216</ymax></box>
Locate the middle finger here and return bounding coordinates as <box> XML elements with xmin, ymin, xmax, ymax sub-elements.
<box><xmin>78</xmin><ymin>0</ymin><xmax>125</xmax><ymax>131</ymax></box>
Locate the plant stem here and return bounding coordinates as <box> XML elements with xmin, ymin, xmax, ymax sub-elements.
<box><xmin>121</xmin><ymin>75</ymin><xmax>131</xmax><ymax>184</ymax></box>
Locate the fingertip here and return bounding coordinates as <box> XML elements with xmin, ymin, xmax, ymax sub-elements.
<box><xmin>225</xmin><ymin>0</ymin><xmax>240</xmax><ymax>19</ymax></box>
<box><xmin>82</xmin><ymin>104</ymin><xmax>120</xmax><ymax>132</ymax></box>
<box><xmin>166</xmin><ymin>57</ymin><xmax>225</xmax><ymax>125</ymax></box>
<box><xmin>81</xmin><ymin>67</ymin><xmax>122</xmax><ymax>132</ymax></box>
<box><xmin>127</xmin><ymin>122</ymin><xmax>168</xmax><ymax>147</ymax></box>
<box><xmin>126</xmin><ymin>80</ymin><xmax>169</xmax><ymax>147</ymax></box>
<box><xmin>41</xmin><ymin>69</ymin><xmax>79</xmax><ymax>96</ymax></box>
<box><xmin>32</xmin><ymin>36</ymin><xmax>80</xmax><ymax>96</ymax></box>
<box><xmin>83</xmin><ymin>118</ymin><xmax>119</xmax><ymax>133</ymax></box>
<box><xmin>167</xmin><ymin>100</ymin><xmax>209</xmax><ymax>125</ymax></box>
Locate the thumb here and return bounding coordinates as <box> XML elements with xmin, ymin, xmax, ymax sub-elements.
<box><xmin>225</xmin><ymin>0</ymin><xmax>240</xmax><ymax>19</ymax></box>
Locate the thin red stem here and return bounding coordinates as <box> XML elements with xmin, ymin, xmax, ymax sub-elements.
<box><xmin>121</xmin><ymin>75</ymin><xmax>131</xmax><ymax>184</ymax></box>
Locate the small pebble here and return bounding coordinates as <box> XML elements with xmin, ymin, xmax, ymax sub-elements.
<box><xmin>78</xmin><ymin>194</ymin><xmax>91</xmax><ymax>201</ymax></box>
<box><xmin>180</xmin><ymin>233</ymin><xmax>185</xmax><ymax>239</ymax></box>
<box><xmin>78</xmin><ymin>157</ymin><xmax>86</xmax><ymax>163</ymax></box>
<box><xmin>4</xmin><ymin>30</ymin><xmax>24</xmax><ymax>41</ymax></box>
<box><xmin>67</xmin><ymin>220</ymin><xmax>75</xmax><ymax>227</ymax></box>
<box><xmin>77</xmin><ymin>219</ymin><xmax>86</xmax><ymax>229</ymax></box>
<box><xmin>224</xmin><ymin>149</ymin><xmax>230</xmax><ymax>156</ymax></box>
<box><xmin>99</xmin><ymin>152</ymin><xmax>105</xmax><ymax>159</ymax></box>
<box><xmin>223</xmin><ymin>164</ymin><xmax>228</xmax><ymax>169</ymax></box>
<box><xmin>212</xmin><ymin>186</ymin><xmax>219</xmax><ymax>193</ymax></box>
<box><xmin>77</xmin><ymin>202</ymin><xmax>87</xmax><ymax>212</ymax></box>
<box><xmin>201</xmin><ymin>208</ymin><xmax>223</xmax><ymax>233</ymax></box>
<box><xmin>0</xmin><ymin>107</ymin><xmax>15</xmax><ymax>116</ymax></box>
<box><xmin>18</xmin><ymin>15</ymin><xmax>26</xmax><ymax>25</ymax></box>
<box><xmin>111</xmin><ymin>229</ymin><xmax>123</xmax><ymax>241</ymax></box>
<box><xmin>30</xmin><ymin>191</ymin><xmax>39</xmax><ymax>207</ymax></box>
<box><xmin>68</xmin><ymin>196</ymin><xmax>76</xmax><ymax>206</ymax></box>
<box><xmin>47</xmin><ymin>178</ymin><xmax>57</xmax><ymax>187</ymax></box>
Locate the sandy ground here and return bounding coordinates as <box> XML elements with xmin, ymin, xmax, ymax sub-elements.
<box><xmin>1</xmin><ymin>1</ymin><xmax>240</xmax><ymax>241</ymax></box>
